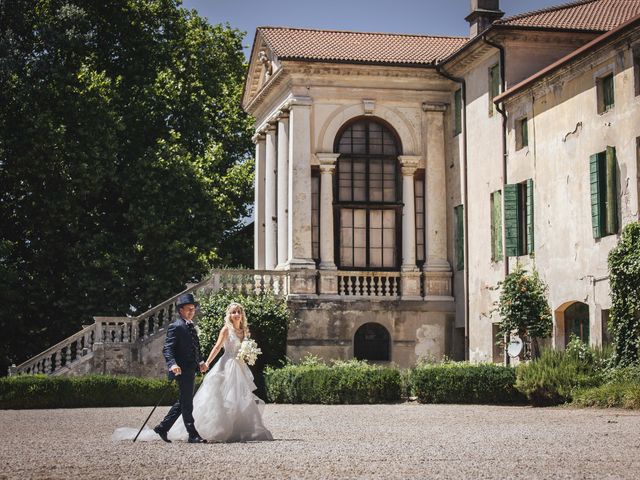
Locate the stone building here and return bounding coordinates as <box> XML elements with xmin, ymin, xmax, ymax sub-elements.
<box><xmin>14</xmin><ymin>0</ymin><xmax>640</xmax><ymax>377</ymax></box>
<box><xmin>242</xmin><ymin>0</ymin><xmax>640</xmax><ymax>366</ymax></box>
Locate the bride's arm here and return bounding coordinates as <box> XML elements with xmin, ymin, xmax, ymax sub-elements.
<box><xmin>204</xmin><ymin>326</ymin><xmax>229</xmax><ymax>367</ymax></box>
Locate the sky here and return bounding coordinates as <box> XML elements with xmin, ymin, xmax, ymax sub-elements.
<box><xmin>180</xmin><ymin>0</ymin><xmax>566</xmax><ymax>57</ymax></box>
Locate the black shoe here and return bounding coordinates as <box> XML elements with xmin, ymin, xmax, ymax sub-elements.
<box><xmin>153</xmin><ymin>426</ymin><xmax>171</xmax><ymax>443</ymax></box>
<box><xmin>188</xmin><ymin>434</ymin><xmax>208</xmax><ymax>444</ymax></box>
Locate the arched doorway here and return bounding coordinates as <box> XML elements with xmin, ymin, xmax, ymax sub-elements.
<box><xmin>564</xmin><ymin>302</ymin><xmax>590</xmax><ymax>345</ymax></box>
<box><xmin>354</xmin><ymin>322</ymin><xmax>391</xmax><ymax>361</ymax></box>
<box><xmin>334</xmin><ymin>118</ymin><xmax>402</xmax><ymax>270</ymax></box>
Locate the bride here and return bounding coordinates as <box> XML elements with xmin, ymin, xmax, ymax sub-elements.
<box><xmin>113</xmin><ymin>302</ymin><xmax>273</xmax><ymax>443</ymax></box>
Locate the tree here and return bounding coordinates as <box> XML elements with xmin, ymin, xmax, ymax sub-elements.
<box><xmin>495</xmin><ymin>264</ymin><xmax>552</xmax><ymax>360</ymax></box>
<box><xmin>608</xmin><ymin>222</ymin><xmax>640</xmax><ymax>366</ymax></box>
<box><xmin>0</xmin><ymin>0</ymin><xmax>254</xmax><ymax>373</ymax></box>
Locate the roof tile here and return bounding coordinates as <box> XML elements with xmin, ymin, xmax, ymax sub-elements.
<box><xmin>495</xmin><ymin>0</ymin><xmax>640</xmax><ymax>31</ymax></box>
<box><xmin>258</xmin><ymin>27</ymin><xmax>468</xmax><ymax>65</ymax></box>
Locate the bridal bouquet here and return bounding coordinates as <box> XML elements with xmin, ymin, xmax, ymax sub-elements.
<box><xmin>236</xmin><ymin>338</ymin><xmax>262</xmax><ymax>366</ymax></box>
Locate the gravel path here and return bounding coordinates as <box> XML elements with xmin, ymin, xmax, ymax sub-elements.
<box><xmin>1</xmin><ymin>403</ymin><xmax>639</xmax><ymax>479</ymax></box>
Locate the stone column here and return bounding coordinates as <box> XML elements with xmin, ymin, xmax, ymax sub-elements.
<box><xmin>399</xmin><ymin>155</ymin><xmax>421</xmax><ymax>300</ymax></box>
<box><xmin>423</xmin><ymin>102</ymin><xmax>452</xmax><ymax>299</ymax></box>
<box><xmin>286</xmin><ymin>96</ymin><xmax>316</xmax><ymax>295</ymax></box>
<box><xmin>276</xmin><ymin>112</ymin><xmax>290</xmax><ymax>269</ymax></box>
<box><xmin>252</xmin><ymin>133</ymin><xmax>266</xmax><ymax>270</ymax></box>
<box><xmin>317</xmin><ymin>153</ymin><xmax>339</xmax><ymax>296</ymax></box>
<box><xmin>264</xmin><ymin>123</ymin><xmax>278</xmax><ymax>271</ymax></box>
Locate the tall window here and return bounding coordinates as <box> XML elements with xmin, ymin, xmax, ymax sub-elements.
<box><xmin>311</xmin><ymin>169</ymin><xmax>320</xmax><ymax>262</ymax></box>
<box><xmin>516</xmin><ymin>117</ymin><xmax>528</xmax><ymax>150</ymax></box>
<box><xmin>490</xmin><ymin>190</ymin><xmax>503</xmax><ymax>262</ymax></box>
<box><xmin>504</xmin><ymin>179</ymin><xmax>534</xmax><ymax>257</ymax></box>
<box><xmin>590</xmin><ymin>147</ymin><xmax>618</xmax><ymax>238</ymax></box>
<box><xmin>454</xmin><ymin>205</ymin><xmax>464</xmax><ymax>271</ymax></box>
<box><xmin>489</xmin><ymin>63</ymin><xmax>501</xmax><ymax>116</ymax></box>
<box><xmin>634</xmin><ymin>48</ymin><xmax>640</xmax><ymax>97</ymax></box>
<box><xmin>415</xmin><ymin>173</ymin><xmax>425</xmax><ymax>267</ymax></box>
<box><xmin>454</xmin><ymin>88</ymin><xmax>462</xmax><ymax>136</ymax></box>
<box><xmin>597</xmin><ymin>72</ymin><xmax>614</xmax><ymax>114</ymax></box>
<box><xmin>335</xmin><ymin>119</ymin><xmax>401</xmax><ymax>269</ymax></box>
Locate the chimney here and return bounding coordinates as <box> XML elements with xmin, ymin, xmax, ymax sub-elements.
<box><xmin>466</xmin><ymin>0</ymin><xmax>504</xmax><ymax>38</ymax></box>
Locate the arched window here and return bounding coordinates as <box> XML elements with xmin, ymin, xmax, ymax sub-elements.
<box><xmin>564</xmin><ymin>302</ymin><xmax>590</xmax><ymax>345</ymax></box>
<box><xmin>354</xmin><ymin>322</ymin><xmax>391</xmax><ymax>361</ymax></box>
<box><xmin>334</xmin><ymin>119</ymin><xmax>401</xmax><ymax>270</ymax></box>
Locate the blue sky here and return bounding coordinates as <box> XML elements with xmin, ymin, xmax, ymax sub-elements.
<box><xmin>181</xmin><ymin>0</ymin><xmax>565</xmax><ymax>56</ymax></box>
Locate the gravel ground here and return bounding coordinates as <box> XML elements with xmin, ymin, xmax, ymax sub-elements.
<box><xmin>1</xmin><ymin>403</ymin><xmax>639</xmax><ymax>479</ymax></box>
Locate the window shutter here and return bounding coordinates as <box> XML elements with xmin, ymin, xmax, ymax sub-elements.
<box><xmin>455</xmin><ymin>205</ymin><xmax>464</xmax><ymax>270</ymax></box>
<box><xmin>491</xmin><ymin>191</ymin><xmax>503</xmax><ymax>261</ymax></box>
<box><xmin>522</xmin><ymin>119</ymin><xmax>528</xmax><ymax>147</ymax></box>
<box><xmin>605</xmin><ymin>146</ymin><xmax>618</xmax><ymax>234</ymax></box>
<box><xmin>504</xmin><ymin>183</ymin><xmax>519</xmax><ymax>256</ymax></box>
<box><xmin>454</xmin><ymin>89</ymin><xmax>462</xmax><ymax>135</ymax></box>
<box><xmin>526</xmin><ymin>179</ymin><xmax>534</xmax><ymax>254</ymax></box>
<box><xmin>590</xmin><ymin>153</ymin><xmax>603</xmax><ymax>238</ymax></box>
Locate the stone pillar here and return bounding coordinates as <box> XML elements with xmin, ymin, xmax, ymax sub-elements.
<box><xmin>399</xmin><ymin>155</ymin><xmax>421</xmax><ymax>300</ymax></box>
<box><xmin>317</xmin><ymin>153</ymin><xmax>339</xmax><ymax>296</ymax></box>
<box><xmin>276</xmin><ymin>112</ymin><xmax>290</xmax><ymax>269</ymax></box>
<box><xmin>264</xmin><ymin>124</ymin><xmax>278</xmax><ymax>270</ymax></box>
<box><xmin>423</xmin><ymin>102</ymin><xmax>452</xmax><ymax>299</ymax></box>
<box><xmin>286</xmin><ymin>96</ymin><xmax>316</xmax><ymax>295</ymax></box>
<box><xmin>252</xmin><ymin>133</ymin><xmax>266</xmax><ymax>270</ymax></box>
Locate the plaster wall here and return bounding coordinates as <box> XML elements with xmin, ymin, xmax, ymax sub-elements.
<box><xmin>504</xmin><ymin>39</ymin><xmax>640</xmax><ymax>348</ymax></box>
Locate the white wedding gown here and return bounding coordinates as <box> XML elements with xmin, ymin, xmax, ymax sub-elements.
<box><xmin>113</xmin><ymin>329</ymin><xmax>273</xmax><ymax>442</ymax></box>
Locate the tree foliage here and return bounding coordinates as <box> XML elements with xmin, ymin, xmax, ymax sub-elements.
<box><xmin>494</xmin><ymin>264</ymin><xmax>552</xmax><ymax>358</ymax></box>
<box><xmin>0</xmin><ymin>0</ymin><xmax>254</xmax><ymax>373</ymax></box>
<box><xmin>608</xmin><ymin>222</ymin><xmax>640</xmax><ymax>366</ymax></box>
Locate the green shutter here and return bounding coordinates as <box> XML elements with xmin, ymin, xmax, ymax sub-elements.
<box><xmin>489</xmin><ymin>64</ymin><xmax>500</xmax><ymax>115</ymax></box>
<box><xmin>590</xmin><ymin>153</ymin><xmax>603</xmax><ymax>238</ymax></box>
<box><xmin>491</xmin><ymin>191</ymin><xmax>503</xmax><ymax>261</ymax></box>
<box><xmin>522</xmin><ymin>118</ymin><xmax>528</xmax><ymax>147</ymax></box>
<box><xmin>504</xmin><ymin>183</ymin><xmax>519</xmax><ymax>256</ymax></box>
<box><xmin>454</xmin><ymin>89</ymin><xmax>462</xmax><ymax>135</ymax></box>
<box><xmin>603</xmin><ymin>74</ymin><xmax>614</xmax><ymax>110</ymax></box>
<box><xmin>605</xmin><ymin>146</ymin><xmax>618</xmax><ymax>234</ymax></box>
<box><xmin>526</xmin><ymin>179</ymin><xmax>534</xmax><ymax>254</ymax></box>
<box><xmin>455</xmin><ymin>205</ymin><xmax>464</xmax><ymax>270</ymax></box>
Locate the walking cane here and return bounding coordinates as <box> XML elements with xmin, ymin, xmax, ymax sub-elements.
<box><xmin>133</xmin><ymin>379</ymin><xmax>174</xmax><ymax>442</ymax></box>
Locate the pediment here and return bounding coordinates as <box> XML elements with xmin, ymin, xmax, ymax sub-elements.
<box><xmin>242</xmin><ymin>31</ymin><xmax>281</xmax><ymax>111</ymax></box>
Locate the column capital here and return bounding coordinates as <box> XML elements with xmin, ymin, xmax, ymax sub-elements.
<box><xmin>277</xmin><ymin>109</ymin><xmax>290</xmax><ymax>120</ymax></box>
<box><xmin>251</xmin><ymin>132</ymin><xmax>265</xmax><ymax>144</ymax></box>
<box><xmin>398</xmin><ymin>155</ymin><xmax>421</xmax><ymax>175</ymax></box>
<box><xmin>265</xmin><ymin>122</ymin><xmax>277</xmax><ymax>133</ymax></box>
<box><xmin>283</xmin><ymin>95</ymin><xmax>313</xmax><ymax>109</ymax></box>
<box><xmin>315</xmin><ymin>152</ymin><xmax>340</xmax><ymax>166</ymax></box>
<box><xmin>421</xmin><ymin>102</ymin><xmax>448</xmax><ymax>112</ymax></box>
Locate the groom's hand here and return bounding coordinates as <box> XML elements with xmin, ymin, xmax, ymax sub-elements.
<box><xmin>170</xmin><ymin>365</ymin><xmax>182</xmax><ymax>376</ymax></box>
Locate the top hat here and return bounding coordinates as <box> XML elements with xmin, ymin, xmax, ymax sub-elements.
<box><xmin>176</xmin><ymin>293</ymin><xmax>199</xmax><ymax>308</ymax></box>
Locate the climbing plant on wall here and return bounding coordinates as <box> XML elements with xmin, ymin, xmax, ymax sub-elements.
<box><xmin>608</xmin><ymin>222</ymin><xmax>640</xmax><ymax>366</ymax></box>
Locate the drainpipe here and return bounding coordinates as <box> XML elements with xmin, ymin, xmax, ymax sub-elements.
<box><xmin>482</xmin><ymin>35</ymin><xmax>509</xmax><ymax>364</ymax></box>
<box><xmin>436</xmin><ymin>65</ymin><xmax>469</xmax><ymax>361</ymax></box>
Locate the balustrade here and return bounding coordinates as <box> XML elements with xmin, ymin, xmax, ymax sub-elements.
<box><xmin>336</xmin><ymin>271</ymin><xmax>402</xmax><ymax>298</ymax></box>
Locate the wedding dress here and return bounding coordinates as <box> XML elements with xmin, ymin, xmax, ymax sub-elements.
<box><xmin>113</xmin><ymin>329</ymin><xmax>273</xmax><ymax>442</ymax></box>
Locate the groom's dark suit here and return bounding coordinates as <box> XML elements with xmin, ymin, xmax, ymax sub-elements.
<box><xmin>156</xmin><ymin>316</ymin><xmax>204</xmax><ymax>437</ymax></box>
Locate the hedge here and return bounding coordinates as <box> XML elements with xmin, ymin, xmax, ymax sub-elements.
<box><xmin>0</xmin><ymin>375</ymin><xmax>196</xmax><ymax>409</ymax></box>
<box><xmin>265</xmin><ymin>359</ymin><xmax>402</xmax><ymax>404</ymax></box>
<box><xmin>410</xmin><ymin>362</ymin><xmax>524</xmax><ymax>404</ymax></box>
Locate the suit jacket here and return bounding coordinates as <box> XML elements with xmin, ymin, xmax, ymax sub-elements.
<box><xmin>162</xmin><ymin>317</ymin><xmax>203</xmax><ymax>380</ymax></box>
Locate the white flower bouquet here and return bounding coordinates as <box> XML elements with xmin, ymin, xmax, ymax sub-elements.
<box><xmin>236</xmin><ymin>338</ymin><xmax>262</xmax><ymax>366</ymax></box>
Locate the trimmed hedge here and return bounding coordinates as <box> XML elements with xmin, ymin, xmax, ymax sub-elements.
<box><xmin>410</xmin><ymin>362</ymin><xmax>524</xmax><ymax>404</ymax></box>
<box><xmin>0</xmin><ymin>375</ymin><xmax>195</xmax><ymax>409</ymax></box>
<box><xmin>265</xmin><ymin>359</ymin><xmax>402</xmax><ymax>404</ymax></box>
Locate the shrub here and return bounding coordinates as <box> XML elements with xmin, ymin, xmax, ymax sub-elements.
<box><xmin>515</xmin><ymin>347</ymin><xmax>603</xmax><ymax>406</ymax></box>
<box><xmin>572</xmin><ymin>384</ymin><xmax>640</xmax><ymax>409</ymax></box>
<box><xmin>197</xmin><ymin>290</ymin><xmax>289</xmax><ymax>398</ymax></box>
<box><xmin>0</xmin><ymin>375</ymin><xmax>191</xmax><ymax>409</ymax></box>
<box><xmin>265</xmin><ymin>357</ymin><xmax>402</xmax><ymax>404</ymax></box>
<box><xmin>410</xmin><ymin>362</ymin><xmax>523</xmax><ymax>404</ymax></box>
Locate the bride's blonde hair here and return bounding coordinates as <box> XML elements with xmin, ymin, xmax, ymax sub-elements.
<box><xmin>224</xmin><ymin>302</ymin><xmax>250</xmax><ymax>338</ymax></box>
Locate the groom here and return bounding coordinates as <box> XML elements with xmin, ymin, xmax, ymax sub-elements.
<box><xmin>154</xmin><ymin>293</ymin><xmax>209</xmax><ymax>444</ymax></box>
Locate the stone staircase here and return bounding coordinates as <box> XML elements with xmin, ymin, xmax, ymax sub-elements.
<box><xmin>11</xmin><ymin>269</ymin><xmax>289</xmax><ymax>378</ymax></box>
